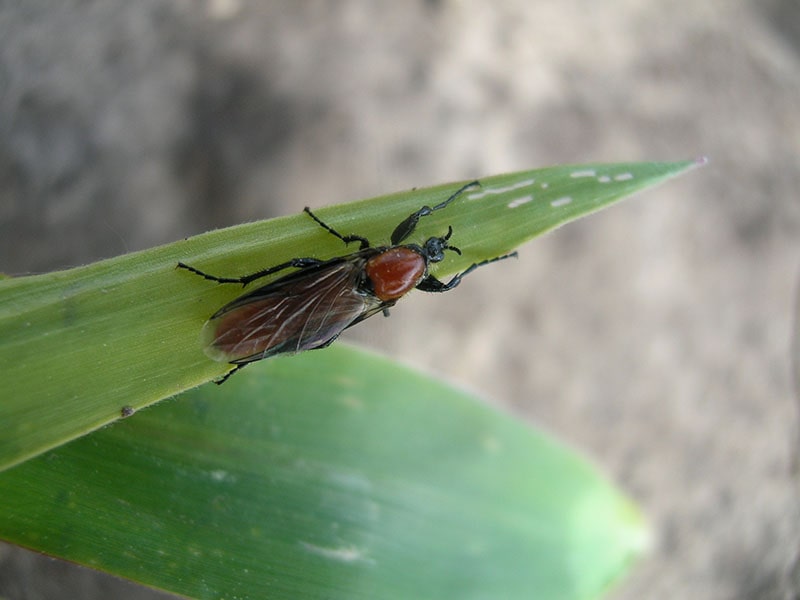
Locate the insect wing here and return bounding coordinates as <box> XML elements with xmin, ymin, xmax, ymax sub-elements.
<box><xmin>201</xmin><ymin>258</ymin><xmax>378</xmax><ymax>364</ymax></box>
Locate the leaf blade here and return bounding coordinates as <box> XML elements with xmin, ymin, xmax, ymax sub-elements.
<box><xmin>0</xmin><ymin>344</ymin><xmax>649</xmax><ymax>599</ymax></box>
<box><xmin>0</xmin><ymin>159</ymin><xmax>705</xmax><ymax>470</ymax></box>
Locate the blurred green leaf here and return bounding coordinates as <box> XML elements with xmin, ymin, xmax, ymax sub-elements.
<box><xmin>0</xmin><ymin>344</ymin><xmax>649</xmax><ymax>600</ymax></box>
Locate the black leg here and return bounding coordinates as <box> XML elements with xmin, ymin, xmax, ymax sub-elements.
<box><xmin>390</xmin><ymin>180</ymin><xmax>480</xmax><ymax>245</ymax></box>
<box><xmin>415</xmin><ymin>251</ymin><xmax>518</xmax><ymax>293</ymax></box>
<box><xmin>177</xmin><ymin>257</ymin><xmax>323</xmax><ymax>287</ymax></box>
<box><xmin>304</xmin><ymin>207</ymin><xmax>370</xmax><ymax>250</ymax></box>
<box><xmin>214</xmin><ymin>363</ymin><xmax>245</xmax><ymax>385</ymax></box>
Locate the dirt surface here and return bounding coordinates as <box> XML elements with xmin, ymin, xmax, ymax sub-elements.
<box><xmin>1</xmin><ymin>1</ymin><xmax>799</xmax><ymax>598</ymax></box>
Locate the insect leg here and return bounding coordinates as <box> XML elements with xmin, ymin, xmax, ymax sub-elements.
<box><xmin>390</xmin><ymin>180</ymin><xmax>480</xmax><ymax>245</ymax></box>
<box><xmin>304</xmin><ymin>207</ymin><xmax>370</xmax><ymax>250</ymax></box>
<box><xmin>415</xmin><ymin>251</ymin><xmax>518</xmax><ymax>293</ymax></box>
<box><xmin>214</xmin><ymin>364</ymin><xmax>245</xmax><ymax>385</ymax></box>
<box><xmin>177</xmin><ymin>257</ymin><xmax>324</xmax><ymax>287</ymax></box>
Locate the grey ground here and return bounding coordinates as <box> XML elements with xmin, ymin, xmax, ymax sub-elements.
<box><xmin>1</xmin><ymin>1</ymin><xmax>798</xmax><ymax>598</ymax></box>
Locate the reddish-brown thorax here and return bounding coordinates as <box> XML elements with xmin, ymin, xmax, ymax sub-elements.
<box><xmin>365</xmin><ymin>247</ymin><xmax>427</xmax><ymax>301</ymax></box>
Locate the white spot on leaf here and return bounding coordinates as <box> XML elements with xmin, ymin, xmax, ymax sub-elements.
<box><xmin>468</xmin><ymin>178</ymin><xmax>535</xmax><ymax>200</ymax></box>
<box><xmin>300</xmin><ymin>542</ymin><xmax>374</xmax><ymax>565</ymax></box>
<box><xmin>210</xmin><ymin>470</ymin><xmax>233</xmax><ymax>483</ymax></box>
<box><xmin>507</xmin><ymin>195</ymin><xmax>533</xmax><ymax>208</ymax></box>
<box><xmin>550</xmin><ymin>196</ymin><xmax>573</xmax><ymax>207</ymax></box>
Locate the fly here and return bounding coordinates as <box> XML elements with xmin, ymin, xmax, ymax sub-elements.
<box><xmin>178</xmin><ymin>181</ymin><xmax>517</xmax><ymax>383</ymax></box>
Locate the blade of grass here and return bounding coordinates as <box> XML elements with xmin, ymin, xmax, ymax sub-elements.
<box><xmin>0</xmin><ymin>344</ymin><xmax>649</xmax><ymax>600</ymax></box>
<box><xmin>0</xmin><ymin>159</ymin><xmax>706</xmax><ymax>470</ymax></box>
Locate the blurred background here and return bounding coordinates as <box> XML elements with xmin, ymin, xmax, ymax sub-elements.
<box><xmin>1</xmin><ymin>1</ymin><xmax>798</xmax><ymax>598</ymax></box>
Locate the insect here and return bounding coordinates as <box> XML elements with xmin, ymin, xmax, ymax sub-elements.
<box><xmin>178</xmin><ymin>181</ymin><xmax>517</xmax><ymax>383</ymax></box>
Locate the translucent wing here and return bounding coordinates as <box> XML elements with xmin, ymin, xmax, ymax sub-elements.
<box><xmin>201</xmin><ymin>257</ymin><xmax>384</xmax><ymax>364</ymax></box>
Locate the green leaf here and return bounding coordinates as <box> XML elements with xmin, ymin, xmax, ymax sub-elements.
<box><xmin>0</xmin><ymin>344</ymin><xmax>649</xmax><ymax>600</ymax></box>
<box><xmin>0</xmin><ymin>159</ymin><xmax>706</xmax><ymax>470</ymax></box>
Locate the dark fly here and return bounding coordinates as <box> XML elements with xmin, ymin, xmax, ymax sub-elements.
<box><xmin>178</xmin><ymin>181</ymin><xmax>517</xmax><ymax>383</ymax></box>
